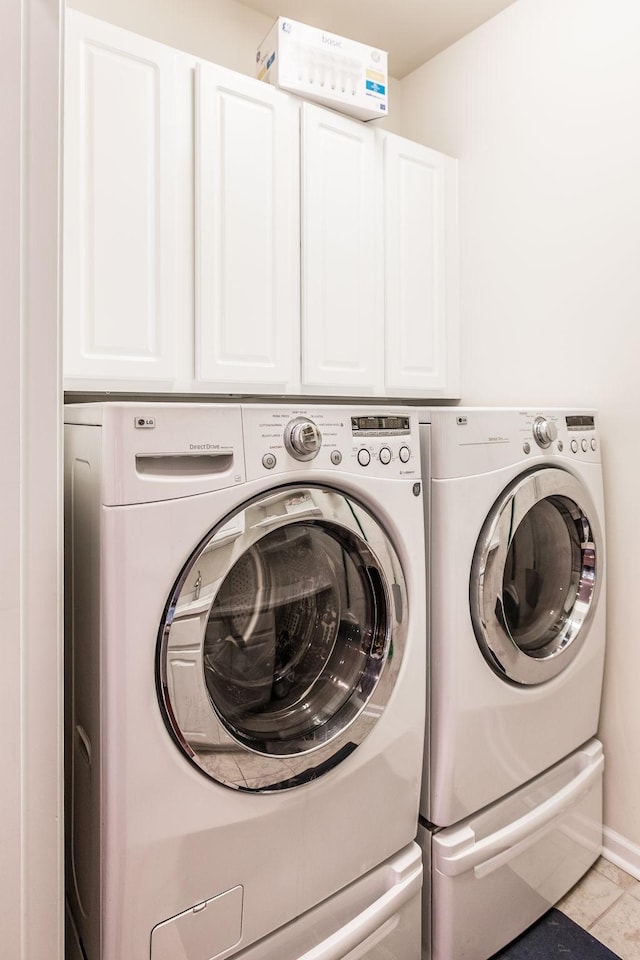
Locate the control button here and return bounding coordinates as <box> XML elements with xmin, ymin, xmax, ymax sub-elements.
<box><xmin>523</xmin><ymin>441</ymin><xmax>531</xmax><ymax>455</ymax></box>
<box><xmin>532</xmin><ymin>416</ymin><xmax>558</xmax><ymax>448</ymax></box>
<box><xmin>330</xmin><ymin>450</ymin><xmax>342</xmax><ymax>465</ymax></box>
<box><xmin>581</xmin><ymin>439</ymin><xmax>588</xmax><ymax>452</ymax></box>
<box><xmin>591</xmin><ymin>438</ymin><xmax>597</xmax><ymax>451</ymax></box>
<box><xmin>379</xmin><ymin>447</ymin><xmax>392</xmax><ymax>465</ymax></box>
<box><xmin>284</xmin><ymin>417</ymin><xmax>322</xmax><ymax>461</ymax></box>
<box><xmin>571</xmin><ymin>440</ymin><xmax>579</xmax><ymax>453</ymax></box>
<box><xmin>557</xmin><ymin>440</ymin><xmax>564</xmax><ymax>452</ymax></box>
<box><xmin>262</xmin><ymin>453</ymin><xmax>276</xmax><ymax>470</ymax></box>
<box><xmin>399</xmin><ymin>446</ymin><xmax>411</xmax><ymax>463</ymax></box>
<box><xmin>357</xmin><ymin>448</ymin><xmax>371</xmax><ymax>467</ymax></box>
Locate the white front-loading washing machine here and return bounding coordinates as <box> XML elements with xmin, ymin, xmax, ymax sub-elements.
<box><xmin>64</xmin><ymin>402</ymin><xmax>427</xmax><ymax>960</ymax></box>
<box><xmin>416</xmin><ymin>407</ymin><xmax>606</xmax><ymax>960</ymax></box>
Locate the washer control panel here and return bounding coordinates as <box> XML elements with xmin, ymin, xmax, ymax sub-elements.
<box><xmin>242</xmin><ymin>406</ymin><xmax>420</xmax><ymax>481</ymax></box>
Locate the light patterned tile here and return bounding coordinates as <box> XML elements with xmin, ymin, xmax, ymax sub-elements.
<box><xmin>556</xmin><ymin>868</ymin><xmax>624</xmax><ymax>929</ymax></box>
<box><xmin>590</xmin><ymin>892</ymin><xmax>640</xmax><ymax>959</ymax></box>
<box><xmin>594</xmin><ymin>858</ymin><xmax>640</xmax><ymax>901</ymax></box>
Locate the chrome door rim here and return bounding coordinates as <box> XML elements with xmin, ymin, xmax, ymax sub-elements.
<box><xmin>470</xmin><ymin>467</ymin><xmax>601</xmax><ymax>685</ymax></box>
<box><xmin>157</xmin><ymin>484</ymin><xmax>408</xmax><ymax>791</ymax></box>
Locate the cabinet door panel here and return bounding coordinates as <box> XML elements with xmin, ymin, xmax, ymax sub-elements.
<box><xmin>301</xmin><ymin>104</ymin><xmax>382</xmax><ymax>393</ymax></box>
<box><xmin>382</xmin><ymin>135</ymin><xmax>459</xmax><ymax>397</ymax></box>
<box><xmin>64</xmin><ymin>12</ymin><xmax>181</xmax><ymax>386</ymax></box>
<box><xmin>196</xmin><ymin>64</ymin><xmax>299</xmax><ymax>389</ymax></box>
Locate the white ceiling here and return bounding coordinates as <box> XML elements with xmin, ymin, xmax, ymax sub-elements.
<box><xmin>240</xmin><ymin>0</ymin><xmax>517</xmax><ymax>78</ymax></box>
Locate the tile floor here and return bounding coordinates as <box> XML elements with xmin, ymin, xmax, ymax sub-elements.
<box><xmin>557</xmin><ymin>857</ymin><xmax>640</xmax><ymax>958</ymax></box>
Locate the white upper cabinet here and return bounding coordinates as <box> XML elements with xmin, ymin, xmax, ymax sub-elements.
<box><xmin>63</xmin><ymin>12</ymin><xmax>189</xmax><ymax>389</ymax></box>
<box><xmin>300</xmin><ymin>103</ymin><xmax>383</xmax><ymax>394</ymax></box>
<box><xmin>195</xmin><ymin>63</ymin><xmax>300</xmax><ymax>392</ymax></box>
<box><xmin>63</xmin><ymin>12</ymin><xmax>459</xmax><ymax>399</ymax></box>
<box><xmin>380</xmin><ymin>133</ymin><xmax>459</xmax><ymax>398</ymax></box>
<box><xmin>300</xmin><ymin>106</ymin><xmax>459</xmax><ymax>398</ymax></box>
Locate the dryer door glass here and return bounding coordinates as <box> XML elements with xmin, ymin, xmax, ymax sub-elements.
<box><xmin>470</xmin><ymin>467</ymin><xmax>602</xmax><ymax>685</ymax></box>
<box><xmin>157</xmin><ymin>485</ymin><xmax>408</xmax><ymax>791</ymax></box>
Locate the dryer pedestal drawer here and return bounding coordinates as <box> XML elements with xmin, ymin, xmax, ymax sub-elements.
<box><xmin>421</xmin><ymin>739</ymin><xmax>603</xmax><ymax>960</ymax></box>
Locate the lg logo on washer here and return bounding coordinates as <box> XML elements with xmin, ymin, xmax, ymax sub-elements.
<box><xmin>135</xmin><ymin>416</ymin><xmax>155</xmax><ymax>429</ymax></box>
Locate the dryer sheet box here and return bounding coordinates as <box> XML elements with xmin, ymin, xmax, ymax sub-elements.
<box><xmin>256</xmin><ymin>17</ymin><xmax>388</xmax><ymax>122</ymax></box>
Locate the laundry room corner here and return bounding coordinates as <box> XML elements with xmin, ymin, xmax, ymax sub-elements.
<box><xmin>9</xmin><ymin>0</ymin><xmax>640</xmax><ymax>957</ymax></box>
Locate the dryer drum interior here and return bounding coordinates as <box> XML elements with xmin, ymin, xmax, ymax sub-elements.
<box><xmin>157</xmin><ymin>484</ymin><xmax>408</xmax><ymax>791</ymax></box>
<box><xmin>470</xmin><ymin>467</ymin><xmax>602</xmax><ymax>685</ymax></box>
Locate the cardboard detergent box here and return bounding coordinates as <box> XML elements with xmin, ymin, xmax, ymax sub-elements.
<box><xmin>256</xmin><ymin>17</ymin><xmax>388</xmax><ymax>122</ymax></box>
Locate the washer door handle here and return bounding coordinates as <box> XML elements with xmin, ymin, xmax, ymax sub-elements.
<box><xmin>75</xmin><ymin>724</ymin><xmax>92</xmax><ymax>766</ymax></box>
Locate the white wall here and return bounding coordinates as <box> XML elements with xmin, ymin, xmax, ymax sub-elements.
<box><xmin>1</xmin><ymin>0</ymin><xmax>63</xmax><ymax>957</ymax></box>
<box><xmin>400</xmin><ymin>0</ymin><xmax>640</xmax><ymax>866</ymax></box>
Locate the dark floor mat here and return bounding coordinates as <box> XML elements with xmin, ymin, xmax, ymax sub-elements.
<box><xmin>492</xmin><ymin>908</ymin><xmax>622</xmax><ymax>959</ymax></box>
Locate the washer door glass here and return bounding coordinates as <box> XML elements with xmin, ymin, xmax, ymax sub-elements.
<box><xmin>158</xmin><ymin>485</ymin><xmax>408</xmax><ymax>791</ymax></box>
<box><xmin>470</xmin><ymin>467</ymin><xmax>602</xmax><ymax>685</ymax></box>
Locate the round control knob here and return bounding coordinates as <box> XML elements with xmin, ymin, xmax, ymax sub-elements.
<box><xmin>399</xmin><ymin>445</ymin><xmax>411</xmax><ymax>464</ymax></box>
<box><xmin>284</xmin><ymin>417</ymin><xmax>322</xmax><ymax>461</ymax></box>
<box><xmin>532</xmin><ymin>416</ymin><xmax>558</xmax><ymax>449</ymax></box>
<box><xmin>379</xmin><ymin>447</ymin><xmax>392</xmax><ymax>465</ymax></box>
<box><xmin>357</xmin><ymin>448</ymin><xmax>371</xmax><ymax>467</ymax></box>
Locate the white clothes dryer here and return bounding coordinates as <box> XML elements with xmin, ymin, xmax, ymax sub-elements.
<box><xmin>64</xmin><ymin>402</ymin><xmax>426</xmax><ymax>960</ymax></box>
<box><xmin>418</xmin><ymin>407</ymin><xmax>606</xmax><ymax>829</ymax></box>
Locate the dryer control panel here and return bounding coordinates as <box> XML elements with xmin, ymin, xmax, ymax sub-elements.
<box><xmin>425</xmin><ymin>407</ymin><xmax>600</xmax><ymax>480</ymax></box>
<box><xmin>519</xmin><ymin>410</ymin><xmax>600</xmax><ymax>460</ymax></box>
<box><xmin>242</xmin><ymin>405</ymin><xmax>420</xmax><ymax>481</ymax></box>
